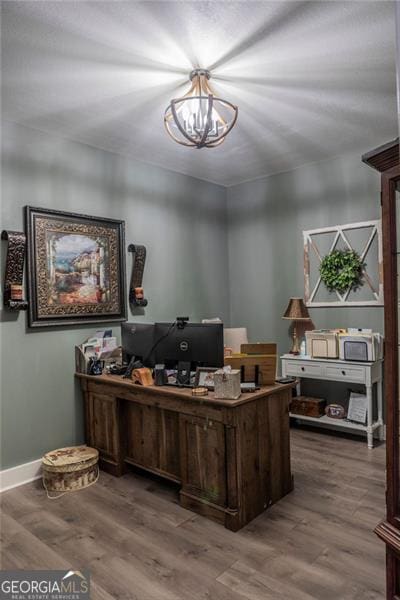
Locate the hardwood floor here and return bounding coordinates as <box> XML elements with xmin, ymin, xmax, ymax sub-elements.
<box><xmin>0</xmin><ymin>427</ymin><xmax>386</xmax><ymax>599</ymax></box>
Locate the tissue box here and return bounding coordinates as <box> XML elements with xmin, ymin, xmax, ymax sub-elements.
<box><xmin>214</xmin><ymin>369</ymin><xmax>241</xmax><ymax>400</ymax></box>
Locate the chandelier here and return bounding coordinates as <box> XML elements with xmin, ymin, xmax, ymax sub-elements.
<box><xmin>164</xmin><ymin>69</ymin><xmax>238</xmax><ymax>149</ymax></box>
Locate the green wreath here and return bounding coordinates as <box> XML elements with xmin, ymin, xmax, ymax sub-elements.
<box><xmin>319</xmin><ymin>249</ymin><xmax>365</xmax><ymax>294</ymax></box>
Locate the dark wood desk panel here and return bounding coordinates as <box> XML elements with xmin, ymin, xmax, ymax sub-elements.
<box><xmin>77</xmin><ymin>374</ymin><xmax>294</xmax><ymax>530</ymax></box>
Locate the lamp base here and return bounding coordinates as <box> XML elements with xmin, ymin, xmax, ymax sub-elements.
<box><xmin>290</xmin><ymin>324</ymin><xmax>300</xmax><ymax>355</ymax></box>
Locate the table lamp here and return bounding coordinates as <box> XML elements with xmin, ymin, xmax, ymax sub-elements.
<box><xmin>282</xmin><ymin>297</ymin><xmax>311</xmax><ymax>354</ymax></box>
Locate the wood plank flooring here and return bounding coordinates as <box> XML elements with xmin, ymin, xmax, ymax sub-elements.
<box><xmin>0</xmin><ymin>428</ymin><xmax>386</xmax><ymax>599</ymax></box>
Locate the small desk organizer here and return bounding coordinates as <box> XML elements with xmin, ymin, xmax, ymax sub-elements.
<box><xmin>224</xmin><ymin>343</ymin><xmax>277</xmax><ymax>385</ymax></box>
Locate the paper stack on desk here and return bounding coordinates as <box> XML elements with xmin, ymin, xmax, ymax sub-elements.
<box><xmin>75</xmin><ymin>330</ymin><xmax>121</xmax><ymax>374</ymax></box>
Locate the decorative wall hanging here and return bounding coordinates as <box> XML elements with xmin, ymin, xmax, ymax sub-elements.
<box><xmin>128</xmin><ymin>244</ymin><xmax>148</xmax><ymax>307</ymax></box>
<box><xmin>25</xmin><ymin>206</ymin><xmax>126</xmax><ymax>327</ymax></box>
<box><xmin>1</xmin><ymin>230</ymin><xmax>28</xmax><ymax>311</ymax></box>
<box><xmin>164</xmin><ymin>69</ymin><xmax>238</xmax><ymax>149</ymax></box>
<box><xmin>303</xmin><ymin>220</ymin><xmax>383</xmax><ymax>307</ymax></box>
<box><xmin>319</xmin><ymin>249</ymin><xmax>365</xmax><ymax>294</ymax></box>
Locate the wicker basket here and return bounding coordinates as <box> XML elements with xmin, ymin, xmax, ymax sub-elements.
<box><xmin>42</xmin><ymin>445</ymin><xmax>99</xmax><ymax>498</ymax></box>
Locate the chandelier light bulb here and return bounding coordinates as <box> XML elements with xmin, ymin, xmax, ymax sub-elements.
<box><xmin>164</xmin><ymin>69</ymin><xmax>238</xmax><ymax>149</ymax></box>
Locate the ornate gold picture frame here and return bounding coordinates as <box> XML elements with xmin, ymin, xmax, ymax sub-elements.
<box><xmin>25</xmin><ymin>206</ymin><xmax>126</xmax><ymax>327</ymax></box>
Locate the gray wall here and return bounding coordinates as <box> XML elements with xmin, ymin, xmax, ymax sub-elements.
<box><xmin>0</xmin><ymin>121</ymin><xmax>229</xmax><ymax>470</ymax></box>
<box><xmin>226</xmin><ymin>154</ymin><xmax>384</xmax><ymax>358</ymax></box>
<box><xmin>1</xmin><ymin>121</ymin><xmax>386</xmax><ymax>470</ymax></box>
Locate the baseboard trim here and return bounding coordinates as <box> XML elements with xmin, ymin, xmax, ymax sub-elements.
<box><xmin>0</xmin><ymin>458</ymin><xmax>42</xmax><ymax>493</ymax></box>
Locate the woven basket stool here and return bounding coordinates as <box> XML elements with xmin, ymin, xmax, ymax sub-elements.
<box><xmin>42</xmin><ymin>445</ymin><xmax>99</xmax><ymax>499</ymax></box>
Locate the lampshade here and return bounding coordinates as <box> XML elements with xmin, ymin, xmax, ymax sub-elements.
<box><xmin>282</xmin><ymin>297</ymin><xmax>311</xmax><ymax>321</ymax></box>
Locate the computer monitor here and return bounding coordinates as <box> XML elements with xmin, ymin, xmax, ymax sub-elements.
<box><xmin>154</xmin><ymin>322</ymin><xmax>224</xmax><ymax>369</ymax></box>
<box><xmin>121</xmin><ymin>322</ymin><xmax>155</xmax><ymax>366</ymax></box>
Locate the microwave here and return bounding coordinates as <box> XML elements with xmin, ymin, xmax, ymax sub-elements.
<box><xmin>338</xmin><ymin>333</ymin><xmax>383</xmax><ymax>362</ymax></box>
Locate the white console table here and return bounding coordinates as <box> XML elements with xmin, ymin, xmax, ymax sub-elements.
<box><xmin>281</xmin><ymin>354</ymin><xmax>384</xmax><ymax>449</ymax></box>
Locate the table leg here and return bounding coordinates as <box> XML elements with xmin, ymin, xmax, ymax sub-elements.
<box><xmin>377</xmin><ymin>378</ymin><xmax>384</xmax><ymax>441</ymax></box>
<box><xmin>366</xmin><ymin>384</ymin><xmax>374</xmax><ymax>449</ymax></box>
<box><xmin>282</xmin><ymin>361</ymin><xmax>287</xmax><ymax>378</ymax></box>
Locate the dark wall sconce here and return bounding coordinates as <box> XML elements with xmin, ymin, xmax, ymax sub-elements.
<box><xmin>1</xmin><ymin>230</ymin><xmax>28</xmax><ymax>311</ymax></box>
<box><xmin>128</xmin><ymin>244</ymin><xmax>148</xmax><ymax>308</ymax></box>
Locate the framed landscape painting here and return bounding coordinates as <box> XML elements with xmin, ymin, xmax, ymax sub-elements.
<box><xmin>25</xmin><ymin>206</ymin><xmax>127</xmax><ymax>327</ymax></box>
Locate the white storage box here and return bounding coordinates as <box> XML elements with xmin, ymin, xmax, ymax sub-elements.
<box><xmin>305</xmin><ymin>330</ymin><xmax>340</xmax><ymax>359</ymax></box>
<box><xmin>214</xmin><ymin>368</ymin><xmax>241</xmax><ymax>400</ymax></box>
<box><xmin>339</xmin><ymin>333</ymin><xmax>383</xmax><ymax>362</ymax></box>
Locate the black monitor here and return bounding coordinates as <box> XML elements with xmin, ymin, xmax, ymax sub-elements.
<box><xmin>154</xmin><ymin>322</ymin><xmax>224</xmax><ymax>369</ymax></box>
<box><xmin>121</xmin><ymin>322</ymin><xmax>155</xmax><ymax>366</ymax></box>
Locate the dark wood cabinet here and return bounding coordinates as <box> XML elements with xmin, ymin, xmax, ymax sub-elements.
<box><xmin>363</xmin><ymin>139</ymin><xmax>400</xmax><ymax>597</ymax></box>
<box><xmin>123</xmin><ymin>402</ymin><xmax>181</xmax><ymax>482</ymax></box>
<box><xmin>88</xmin><ymin>392</ymin><xmax>120</xmax><ymax>465</ymax></box>
<box><xmin>179</xmin><ymin>414</ymin><xmax>228</xmax><ymax>507</ymax></box>
<box><xmin>77</xmin><ymin>374</ymin><xmax>294</xmax><ymax>531</ymax></box>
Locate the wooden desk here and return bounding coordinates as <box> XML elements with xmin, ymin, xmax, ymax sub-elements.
<box><xmin>77</xmin><ymin>374</ymin><xmax>294</xmax><ymax>531</ymax></box>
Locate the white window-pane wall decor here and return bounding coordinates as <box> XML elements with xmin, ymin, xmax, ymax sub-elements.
<box><xmin>303</xmin><ymin>220</ymin><xmax>383</xmax><ymax>307</ymax></box>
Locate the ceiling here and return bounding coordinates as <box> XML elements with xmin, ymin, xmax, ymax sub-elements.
<box><xmin>2</xmin><ymin>1</ymin><xmax>398</xmax><ymax>187</ymax></box>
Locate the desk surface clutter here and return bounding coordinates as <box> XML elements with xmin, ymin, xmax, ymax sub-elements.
<box><xmin>78</xmin><ymin>373</ymin><xmax>288</xmax><ymax>406</ymax></box>
<box><xmin>76</xmin><ymin>373</ymin><xmax>295</xmax><ymax>531</ymax></box>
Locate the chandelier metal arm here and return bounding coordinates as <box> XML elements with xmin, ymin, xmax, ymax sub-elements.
<box><xmin>170</xmin><ymin>99</ymin><xmax>199</xmax><ymax>146</ymax></box>
<box><xmin>198</xmin><ymin>94</ymin><xmax>213</xmax><ymax>148</ymax></box>
<box><xmin>220</xmin><ymin>99</ymin><xmax>238</xmax><ymax>133</ymax></box>
<box><xmin>183</xmin><ymin>78</ymin><xmax>197</xmax><ymax>99</ymax></box>
<box><xmin>204</xmin><ymin>79</ymin><xmax>227</xmax><ymax>127</ymax></box>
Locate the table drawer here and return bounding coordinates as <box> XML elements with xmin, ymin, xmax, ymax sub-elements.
<box><xmin>284</xmin><ymin>361</ymin><xmax>323</xmax><ymax>378</ymax></box>
<box><xmin>325</xmin><ymin>364</ymin><xmax>365</xmax><ymax>383</ymax></box>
